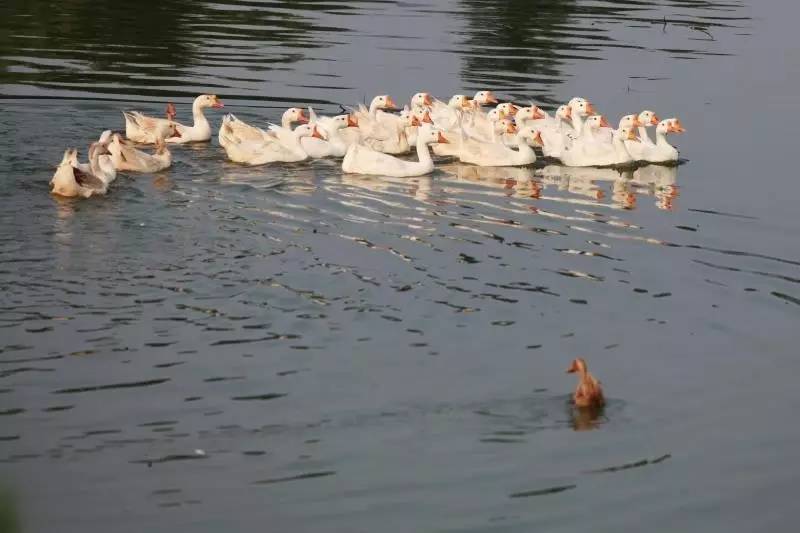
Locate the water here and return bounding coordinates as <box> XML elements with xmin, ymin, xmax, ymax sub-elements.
<box><xmin>2</xmin><ymin>1</ymin><xmax>799</xmax><ymax>531</ymax></box>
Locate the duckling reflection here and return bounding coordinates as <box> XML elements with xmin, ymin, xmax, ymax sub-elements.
<box><xmin>631</xmin><ymin>164</ymin><xmax>679</xmax><ymax>210</ymax></box>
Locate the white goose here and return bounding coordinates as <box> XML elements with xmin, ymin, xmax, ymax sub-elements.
<box><xmin>342</xmin><ymin>125</ymin><xmax>448</xmax><ymax>178</ymax></box>
<box><xmin>300</xmin><ymin>114</ymin><xmax>359</xmax><ymax>158</ymax></box>
<box><xmin>537</xmin><ymin>105</ymin><xmax>574</xmax><ymax>159</ymax></box>
<box><xmin>219</xmin><ymin>123</ymin><xmax>325</xmax><ymax>165</ymax></box>
<box><xmin>624</xmin><ymin>110</ymin><xmax>660</xmax><ymax>160</ymax></box>
<box><xmin>560</xmin><ymin>123</ymin><xmax>638</xmax><ymax>167</ymax></box>
<box><xmin>459</xmin><ymin>125</ymin><xmax>542</xmax><ymax>167</ymax></box>
<box><xmin>639</xmin><ymin>118</ymin><xmax>684</xmax><ymax>164</ymax></box>
<box><xmin>165</xmin><ymin>94</ymin><xmax>225</xmax><ymax>143</ymax></box>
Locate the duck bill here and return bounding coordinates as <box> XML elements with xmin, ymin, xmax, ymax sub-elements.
<box><xmin>423</xmin><ymin>93</ymin><xmax>433</xmax><ymax>106</ymax></box>
<box><xmin>534</xmin><ymin>131</ymin><xmax>544</xmax><ymax>145</ymax></box>
<box><xmin>212</xmin><ymin>98</ymin><xmax>225</xmax><ymax>109</ymax></box>
<box><xmin>670</xmin><ymin>120</ymin><xmax>686</xmax><ymax>133</ymax></box>
<box><xmin>297</xmin><ymin>110</ymin><xmax>310</xmax><ymax>124</ymax></box>
<box><xmin>386</xmin><ymin>96</ymin><xmax>398</xmax><ymax>109</ymax></box>
<box><xmin>437</xmin><ymin>131</ymin><xmax>449</xmax><ymax>144</ymax></box>
<box><xmin>599</xmin><ymin>116</ymin><xmax>610</xmax><ymax>128</ymax></box>
<box><xmin>411</xmin><ymin>116</ymin><xmax>421</xmax><ymax>127</ymax></box>
<box><xmin>422</xmin><ymin>111</ymin><xmax>433</xmax><ymax>124</ymax></box>
<box><xmin>347</xmin><ymin>114</ymin><xmax>358</xmax><ymax>127</ymax></box>
<box><xmin>508</xmin><ymin>104</ymin><xmax>519</xmax><ymax>116</ymax></box>
<box><xmin>651</xmin><ymin>114</ymin><xmax>660</xmax><ymax>125</ymax></box>
<box><xmin>627</xmin><ymin>130</ymin><xmax>639</xmax><ymax>141</ymax></box>
<box><xmin>463</xmin><ymin>99</ymin><xmax>474</xmax><ymax>109</ymax></box>
<box><xmin>585</xmin><ymin>102</ymin><xmax>597</xmax><ymax>115</ymax></box>
<box><xmin>311</xmin><ymin>126</ymin><xmax>325</xmax><ymax>139</ymax></box>
<box><xmin>486</xmin><ymin>93</ymin><xmax>499</xmax><ymax>104</ymax></box>
<box><xmin>506</xmin><ymin>123</ymin><xmax>518</xmax><ymax>134</ymax></box>
<box><xmin>533</xmin><ymin>107</ymin><xmax>546</xmax><ymax>120</ymax></box>
<box><xmin>632</xmin><ymin>116</ymin><xmax>643</xmax><ymax>127</ymax></box>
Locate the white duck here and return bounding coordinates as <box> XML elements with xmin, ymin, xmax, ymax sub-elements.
<box><xmin>459</xmin><ymin>125</ymin><xmax>542</xmax><ymax>167</ymax></box>
<box><xmin>219</xmin><ymin>123</ymin><xmax>325</xmax><ymax>165</ymax></box>
<box><xmin>165</xmin><ymin>94</ymin><xmax>225</xmax><ymax>143</ymax></box>
<box><xmin>624</xmin><ymin>110</ymin><xmax>660</xmax><ymax>160</ymax></box>
<box><xmin>122</xmin><ymin>102</ymin><xmax>178</xmax><ymax>144</ymax></box>
<box><xmin>218</xmin><ymin>107</ymin><xmax>308</xmax><ymax>147</ymax></box>
<box><xmin>560</xmin><ymin>124</ymin><xmax>638</xmax><ymax>167</ymax></box>
<box><xmin>537</xmin><ymin>105</ymin><xmax>574</xmax><ymax>158</ymax></box>
<box><xmin>300</xmin><ymin>113</ymin><xmax>359</xmax><ymax>158</ymax></box>
<box><xmin>567</xmin><ymin>97</ymin><xmax>596</xmax><ymax>136</ymax></box>
<box><xmin>342</xmin><ymin>125</ymin><xmax>448</xmax><ymax>178</ymax></box>
<box><xmin>108</xmin><ymin>129</ymin><xmax>175</xmax><ymax>173</ymax></box>
<box><xmin>51</xmin><ymin>143</ymin><xmax>117</xmax><ymax>198</ymax></box>
<box><xmin>639</xmin><ymin>118</ymin><xmax>684</xmax><ymax>163</ymax></box>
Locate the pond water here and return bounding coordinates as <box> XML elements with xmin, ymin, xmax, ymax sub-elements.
<box><xmin>2</xmin><ymin>1</ymin><xmax>799</xmax><ymax>532</ymax></box>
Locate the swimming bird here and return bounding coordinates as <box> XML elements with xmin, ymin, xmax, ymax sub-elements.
<box><xmin>566</xmin><ymin>357</ymin><xmax>605</xmax><ymax>408</ymax></box>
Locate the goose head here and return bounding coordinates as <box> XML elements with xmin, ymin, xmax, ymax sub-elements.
<box><xmin>566</xmin><ymin>357</ymin><xmax>588</xmax><ymax>375</ymax></box>
<box><xmin>473</xmin><ymin>90</ymin><xmax>499</xmax><ymax>106</ymax></box>
<box><xmin>370</xmin><ymin>95</ymin><xmax>398</xmax><ymax>111</ymax></box>
<box><xmin>517</xmin><ymin>126</ymin><xmax>544</xmax><ymax>147</ymax></box>
<box><xmin>496</xmin><ymin>118</ymin><xmax>517</xmax><ymax>135</ymax></box>
<box><xmin>155</xmin><ymin>121</ymin><xmax>180</xmax><ymax>141</ymax></box>
<box><xmin>400</xmin><ymin>107</ymin><xmax>422</xmax><ymax>127</ymax></box>
<box><xmin>616</xmin><ymin>126</ymin><xmax>639</xmax><ymax>142</ymax></box>
<box><xmin>555</xmin><ymin>105</ymin><xmax>572</xmax><ymax>121</ymax></box>
<box><xmin>283</xmin><ymin>107</ymin><xmax>309</xmax><ymax>125</ymax></box>
<box><xmin>618</xmin><ymin>114</ymin><xmax>643</xmax><ymax>129</ymax></box>
<box><xmin>294</xmin><ymin>124</ymin><xmax>326</xmax><ymax>140</ymax></box>
<box><xmin>196</xmin><ymin>94</ymin><xmax>224</xmax><ymax>109</ymax></box>
<box><xmin>411</xmin><ymin>92</ymin><xmax>433</xmax><ymax>107</ymax></box>
<box><xmin>418</xmin><ymin>125</ymin><xmax>449</xmax><ymax>145</ymax></box>
<box><xmin>487</xmin><ymin>108</ymin><xmax>503</xmax><ymax>122</ymax></box>
<box><xmin>496</xmin><ymin>102</ymin><xmax>519</xmax><ymax>117</ymax></box>
<box><xmin>570</xmin><ymin>99</ymin><xmax>596</xmax><ymax>117</ymax></box>
<box><xmin>585</xmin><ymin>114</ymin><xmax>610</xmax><ymax>131</ymax></box>
<box><xmin>516</xmin><ymin>105</ymin><xmax>546</xmax><ymax>121</ymax></box>
<box><xmin>448</xmin><ymin>95</ymin><xmax>472</xmax><ymax>109</ymax></box>
<box><xmin>638</xmin><ymin>110</ymin><xmax>660</xmax><ymax>126</ymax></box>
<box><xmin>412</xmin><ymin>107</ymin><xmax>433</xmax><ymax>124</ymax></box>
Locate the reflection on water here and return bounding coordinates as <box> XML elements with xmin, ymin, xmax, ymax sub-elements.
<box><xmin>0</xmin><ymin>0</ymin><xmax>750</xmax><ymax>105</ymax></box>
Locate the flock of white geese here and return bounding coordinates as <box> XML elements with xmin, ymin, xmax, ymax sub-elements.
<box><xmin>50</xmin><ymin>91</ymin><xmax>685</xmax><ymax>198</ymax></box>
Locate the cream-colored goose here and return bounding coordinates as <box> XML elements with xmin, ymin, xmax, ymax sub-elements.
<box><xmin>165</xmin><ymin>94</ymin><xmax>225</xmax><ymax>143</ymax></box>
<box><xmin>624</xmin><ymin>110</ymin><xmax>660</xmax><ymax>160</ymax></box>
<box><xmin>219</xmin><ymin>123</ymin><xmax>324</xmax><ymax>165</ymax></box>
<box><xmin>459</xmin><ymin>125</ymin><xmax>542</xmax><ymax>167</ymax></box>
<box><xmin>342</xmin><ymin>125</ymin><xmax>448</xmax><ymax>178</ymax></box>
<box><xmin>108</xmin><ymin>132</ymin><xmax>174</xmax><ymax>173</ymax></box>
<box><xmin>217</xmin><ymin>107</ymin><xmax>308</xmax><ymax>148</ymax></box>
<box><xmin>122</xmin><ymin>102</ymin><xmax>177</xmax><ymax>144</ymax></box>
<box><xmin>51</xmin><ymin>143</ymin><xmax>116</xmax><ymax>198</ymax></box>
<box><xmin>639</xmin><ymin>118</ymin><xmax>684</xmax><ymax>163</ymax></box>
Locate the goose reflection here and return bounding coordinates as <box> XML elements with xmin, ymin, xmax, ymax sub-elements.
<box><xmin>568</xmin><ymin>403</ymin><xmax>606</xmax><ymax>432</ymax></box>
<box><xmin>631</xmin><ymin>164</ymin><xmax>679</xmax><ymax>210</ymax></box>
<box><xmin>439</xmin><ymin>162</ymin><xmax>540</xmax><ymax>198</ymax></box>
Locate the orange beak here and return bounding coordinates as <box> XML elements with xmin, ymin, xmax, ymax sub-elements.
<box><xmin>422</xmin><ymin>111</ymin><xmax>433</xmax><ymax>124</ymax></box>
<box><xmin>533</xmin><ymin>107</ymin><xmax>546</xmax><ymax>120</ymax></box>
<box><xmin>311</xmin><ymin>126</ymin><xmax>324</xmax><ymax>139</ymax></box>
<box><xmin>172</xmin><ymin>126</ymin><xmax>182</xmax><ymax>138</ymax></box>
<box><xmin>651</xmin><ymin>114</ymin><xmax>660</xmax><ymax>125</ymax></box>
<box><xmin>565</xmin><ymin>106</ymin><xmax>572</xmax><ymax>119</ymax></box>
<box><xmin>506</xmin><ymin>122</ymin><xmax>518</xmax><ymax>134</ymax></box>
<box><xmin>411</xmin><ymin>116</ymin><xmax>421</xmax><ymax>127</ymax></box>
<box><xmin>424</xmin><ymin>93</ymin><xmax>433</xmax><ymax>106</ymax></box>
<box><xmin>632</xmin><ymin>116</ymin><xmax>643</xmax><ymax>127</ymax></box>
<box><xmin>534</xmin><ymin>131</ymin><xmax>544</xmax><ymax>145</ymax></box>
<box><xmin>508</xmin><ymin>104</ymin><xmax>519</xmax><ymax>116</ymax></box>
<box><xmin>437</xmin><ymin>131</ymin><xmax>449</xmax><ymax>144</ymax></box>
<box><xmin>599</xmin><ymin>116</ymin><xmax>610</xmax><ymax>128</ymax></box>
<box><xmin>627</xmin><ymin>129</ymin><xmax>639</xmax><ymax>141</ymax></box>
<box><xmin>462</xmin><ymin>99</ymin><xmax>473</xmax><ymax>109</ymax></box>
<box><xmin>347</xmin><ymin>114</ymin><xmax>358</xmax><ymax>127</ymax></box>
<box><xmin>298</xmin><ymin>109</ymin><xmax>309</xmax><ymax>124</ymax></box>
<box><xmin>585</xmin><ymin>102</ymin><xmax>596</xmax><ymax>115</ymax></box>
<box><xmin>212</xmin><ymin>97</ymin><xmax>224</xmax><ymax>109</ymax></box>
<box><xmin>669</xmin><ymin>120</ymin><xmax>686</xmax><ymax>133</ymax></box>
<box><xmin>486</xmin><ymin>93</ymin><xmax>499</xmax><ymax>104</ymax></box>
<box><xmin>386</xmin><ymin>96</ymin><xmax>397</xmax><ymax>109</ymax></box>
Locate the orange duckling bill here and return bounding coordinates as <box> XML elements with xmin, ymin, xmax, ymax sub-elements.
<box><xmin>566</xmin><ymin>357</ymin><xmax>605</xmax><ymax>408</ymax></box>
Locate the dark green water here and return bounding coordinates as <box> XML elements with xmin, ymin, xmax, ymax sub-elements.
<box><xmin>3</xmin><ymin>1</ymin><xmax>800</xmax><ymax>532</ymax></box>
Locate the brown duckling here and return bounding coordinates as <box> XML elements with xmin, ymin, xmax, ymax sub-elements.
<box><xmin>566</xmin><ymin>357</ymin><xmax>605</xmax><ymax>408</ymax></box>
